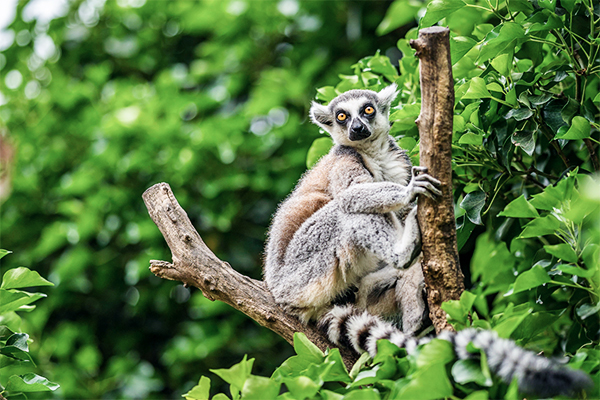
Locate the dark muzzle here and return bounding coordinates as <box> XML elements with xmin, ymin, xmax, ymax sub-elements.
<box><xmin>349</xmin><ymin>118</ymin><xmax>371</xmax><ymax>141</ymax></box>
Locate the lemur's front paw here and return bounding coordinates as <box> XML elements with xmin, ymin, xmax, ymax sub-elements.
<box><xmin>410</xmin><ymin>166</ymin><xmax>442</xmax><ymax>200</ymax></box>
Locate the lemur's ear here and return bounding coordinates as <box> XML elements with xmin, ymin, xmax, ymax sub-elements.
<box><xmin>309</xmin><ymin>101</ymin><xmax>334</xmax><ymax>132</ymax></box>
<box><xmin>377</xmin><ymin>83</ymin><xmax>399</xmax><ymax>114</ymax></box>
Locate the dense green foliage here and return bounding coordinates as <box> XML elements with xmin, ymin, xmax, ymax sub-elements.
<box><xmin>0</xmin><ymin>0</ymin><xmax>404</xmax><ymax>398</ymax></box>
<box><xmin>0</xmin><ymin>250</ymin><xmax>59</xmax><ymax>398</ymax></box>
<box><xmin>0</xmin><ymin>0</ymin><xmax>598</xmax><ymax>399</ymax></box>
<box><xmin>185</xmin><ymin>0</ymin><xmax>600</xmax><ymax>399</ymax></box>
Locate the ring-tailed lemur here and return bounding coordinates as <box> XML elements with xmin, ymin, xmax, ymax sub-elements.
<box><xmin>264</xmin><ymin>84</ymin><xmax>592</xmax><ymax>397</ymax></box>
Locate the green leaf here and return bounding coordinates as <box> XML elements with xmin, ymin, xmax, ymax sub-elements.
<box><xmin>464</xmin><ymin>390</ymin><xmax>489</xmax><ymax>400</ymax></box>
<box><xmin>283</xmin><ymin>375</ymin><xmax>320</xmax><ymax>400</ymax></box>
<box><xmin>306</xmin><ymin>137</ymin><xmax>333</xmax><ymax>168</ymax></box>
<box><xmin>458</xmin><ymin>132</ymin><xmax>483</xmax><ymax>146</ymax></box>
<box><xmin>417</xmin><ymin>339</ymin><xmax>455</xmax><ymax>368</ymax></box>
<box><xmin>451</xmin><ymin>359</ymin><xmax>492</xmax><ymax>386</ymax></box>
<box><xmin>510</xmin><ymin>130</ymin><xmax>535</xmax><ymax>155</ymax></box>
<box><xmin>576</xmin><ymin>303</ymin><xmax>600</xmax><ymax>320</ymax></box>
<box><xmin>0</xmin><ymin>325</ymin><xmax>15</xmax><ymax>340</ymax></box>
<box><xmin>511</xmin><ymin>265</ymin><xmax>551</xmax><ymax>294</ymax></box>
<box><xmin>538</xmin><ymin>0</ymin><xmax>556</xmax><ymax>11</ymax></box>
<box><xmin>241</xmin><ymin>375</ymin><xmax>280</xmax><ymax>400</ymax></box>
<box><xmin>1</xmin><ymin>267</ymin><xmax>54</xmax><ymax>290</ymax></box>
<box><xmin>0</xmin><ymin>249</ymin><xmax>12</xmax><ymax>260</ymax></box>
<box><xmin>498</xmin><ymin>195</ymin><xmax>539</xmax><ymax>218</ymax></box>
<box><xmin>183</xmin><ymin>376</ymin><xmax>211</xmax><ymax>400</ymax></box>
<box><xmin>544</xmin><ymin>243</ymin><xmax>578</xmax><ymax>263</ymax></box>
<box><xmin>321</xmin><ymin>349</ymin><xmax>351</xmax><ymax>382</ymax></box>
<box><xmin>343</xmin><ymin>389</ymin><xmax>381</xmax><ymax>400</ymax></box>
<box><xmin>505</xmin><ymin>107</ymin><xmax>533</xmax><ymax>121</ymax></box>
<box><xmin>478</xmin><ymin>23</ymin><xmax>525</xmax><ymax>63</ymax></box>
<box><xmin>316</xmin><ymin>87</ymin><xmax>338</xmax><ymax>103</ymax></box>
<box><xmin>293</xmin><ymin>332</ymin><xmax>324</xmax><ymax>363</ymax></box>
<box><xmin>1</xmin><ymin>333</ymin><xmax>34</xmax><ymax>363</ymax></box>
<box><xmin>518</xmin><ymin>214</ymin><xmax>560</xmax><ymax>238</ymax></box>
<box><xmin>554</xmin><ymin>116</ymin><xmax>591</xmax><ymax>140</ymax></box>
<box><xmin>398</xmin><ymin>137</ymin><xmax>417</xmax><ymax>152</ymax></box>
<box><xmin>491</xmin><ymin>53</ymin><xmax>512</xmax><ymax>76</ymax></box>
<box><xmin>396</xmin><ymin>362</ymin><xmax>453</xmax><ymax>399</ymax></box>
<box><xmin>460</xmin><ymin>190</ymin><xmax>486</xmax><ymax>225</ymax></box>
<box><xmin>462</xmin><ymin>77</ymin><xmax>492</xmax><ymax>100</ymax></box>
<box><xmin>210</xmin><ymin>355</ymin><xmax>254</xmax><ymax>398</ymax></box>
<box><xmin>0</xmin><ymin>289</ymin><xmax>46</xmax><ymax>314</ymax></box>
<box><xmin>451</xmin><ymin>36</ymin><xmax>478</xmax><ymax>65</ymax></box>
<box><xmin>555</xmin><ymin>264</ymin><xmax>595</xmax><ymax>278</ymax></box>
<box><xmin>5</xmin><ymin>373</ymin><xmax>59</xmax><ymax>392</ymax></box>
<box><xmin>377</xmin><ymin>1</ymin><xmax>421</xmax><ymax>35</ymax></box>
<box><xmin>420</xmin><ymin>0</ymin><xmax>467</xmax><ymax>28</ymax></box>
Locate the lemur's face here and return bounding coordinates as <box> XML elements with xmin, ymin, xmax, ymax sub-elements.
<box><xmin>310</xmin><ymin>84</ymin><xmax>398</xmax><ymax>147</ymax></box>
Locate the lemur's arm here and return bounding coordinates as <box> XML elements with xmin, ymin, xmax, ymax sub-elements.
<box><xmin>336</xmin><ymin>167</ymin><xmax>441</xmax><ymax>214</ymax></box>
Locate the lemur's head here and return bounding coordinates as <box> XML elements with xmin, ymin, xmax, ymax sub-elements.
<box><xmin>309</xmin><ymin>84</ymin><xmax>398</xmax><ymax>147</ymax></box>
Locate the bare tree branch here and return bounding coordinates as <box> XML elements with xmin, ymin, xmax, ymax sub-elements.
<box><xmin>142</xmin><ymin>182</ymin><xmax>359</xmax><ymax>369</ymax></box>
<box><xmin>410</xmin><ymin>27</ymin><xmax>465</xmax><ymax>333</ymax></box>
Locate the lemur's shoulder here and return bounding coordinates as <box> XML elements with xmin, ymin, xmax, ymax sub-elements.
<box><xmin>266</xmin><ymin>145</ymin><xmax>373</xmax><ymax>267</ymax></box>
<box><xmin>296</xmin><ymin>144</ymin><xmax>373</xmax><ymax>197</ymax></box>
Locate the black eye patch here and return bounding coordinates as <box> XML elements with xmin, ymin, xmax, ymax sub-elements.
<box><xmin>362</xmin><ymin>104</ymin><xmax>376</xmax><ymax>118</ymax></box>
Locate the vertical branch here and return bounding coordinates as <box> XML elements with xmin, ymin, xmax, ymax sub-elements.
<box><xmin>410</xmin><ymin>27</ymin><xmax>465</xmax><ymax>333</ymax></box>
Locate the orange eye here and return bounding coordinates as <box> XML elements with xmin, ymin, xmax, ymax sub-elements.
<box><xmin>365</xmin><ymin>106</ymin><xmax>374</xmax><ymax>115</ymax></box>
<box><xmin>337</xmin><ymin>113</ymin><xmax>347</xmax><ymax>122</ymax></box>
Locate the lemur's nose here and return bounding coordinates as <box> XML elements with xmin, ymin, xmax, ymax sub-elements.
<box><xmin>351</xmin><ymin>119</ymin><xmax>367</xmax><ymax>133</ymax></box>
<box><xmin>349</xmin><ymin>118</ymin><xmax>370</xmax><ymax>141</ymax></box>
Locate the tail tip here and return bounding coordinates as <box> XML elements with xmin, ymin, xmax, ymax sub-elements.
<box><xmin>521</xmin><ymin>367</ymin><xmax>594</xmax><ymax>397</ymax></box>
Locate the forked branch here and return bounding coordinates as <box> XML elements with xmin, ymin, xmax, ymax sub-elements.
<box><xmin>142</xmin><ymin>183</ymin><xmax>359</xmax><ymax>368</ymax></box>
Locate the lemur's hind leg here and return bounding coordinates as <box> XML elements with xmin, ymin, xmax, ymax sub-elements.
<box><xmin>396</xmin><ymin>260</ymin><xmax>429</xmax><ymax>336</ymax></box>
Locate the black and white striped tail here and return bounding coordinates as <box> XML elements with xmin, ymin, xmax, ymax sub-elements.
<box><xmin>319</xmin><ymin>305</ymin><xmax>593</xmax><ymax>397</ymax></box>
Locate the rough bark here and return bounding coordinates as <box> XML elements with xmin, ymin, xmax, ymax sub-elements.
<box><xmin>142</xmin><ymin>183</ymin><xmax>359</xmax><ymax>369</ymax></box>
<box><xmin>410</xmin><ymin>27</ymin><xmax>465</xmax><ymax>333</ymax></box>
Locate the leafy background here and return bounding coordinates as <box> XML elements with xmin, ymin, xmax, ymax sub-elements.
<box><xmin>0</xmin><ymin>0</ymin><xmax>598</xmax><ymax>399</ymax></box>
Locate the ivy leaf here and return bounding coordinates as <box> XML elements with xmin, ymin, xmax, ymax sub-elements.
<box><xmin>396</xmin><ymin>361</ymin><xmax>453</xmax><ymax>399</ymax></box>
<box><xmin>315</xmin><ymin>87</ymin><xmax>338</xmax><ymax>103</ymax></box>
<box><xmin>0</xmin><ymin>249</ymin><xmax>11</xmax><ymax>260</ymax></box>
<box><xmin>460</xmin><ymin>191</ymin><xmax>486</xmax><ymax>225</ymax></box>
<box><xmin>183</xmin><ymin>376</ymin><xmax>211</xmax><ymax>400</ymax></box>
<box><xmin>462</xmin><ymin>77</ymin><xmax>492</xmax><ymax>100</ymax></box>
<box><xmin>5</xmin><ymin>374</ymin><xmax>59</xmax><ymax>392</ymax></box>
<box><xmin>377</xmin><ymin>1</ymin><xmax>421</xmax><ymax>35</ymax></box>
<box><xmin>576</xmin><ymin>303</ymin><xmax>600</xmax><ymax>320</ymax></box>
<box><xmin>519</xmin><ymin>214</ymin><xmax>560</xmax><ymax>238</ymax></box>
<box><xmin>451</xmin><ymin>36</ymin><xmax>478</xmax><ymax>65</ymax></box>
<box><xmin>459</xmin><ymin>132</ymin><xmax>483</xmax><ymax>146</ymax></box>
<box><xmin>478</xmin><ymin>23</ymin><xmax>525</xmax><ymax>63</ymax></box>
<box><xmin>0</xmin><ymin>289</ymin><xmax>46</xmax><ymax>314</ymax></box>
<box><xmin>451</xmin><ymin>359</ymin><xmax>492</xmax><ymax>386</ymax></box>
<box><xmin>1</xmin><ymin>333</ymin><xmax>34</xmax><ymax>363</ymax></box>
<box><xmin>505</xmin><ymin>107</ymin><xmax>533</xmax><ymax>121</ymax></box>
<box><xmin>511</xmin><ymin>130</ymin><xmax>535</xmax><ymax>155</ymax></box>
<box><xmin>210</xmin><ymin>355</ymin><xmax>254</xmax><ymax>398</ymax></box>
<box><xmin>306</xmin><ymin>137</ymin><xmax>333</xmax><ymax>168</ymax></box>
<box><xmin>420</xmin><ymin>0</ymin><xmax>467</xmax><ymax>28</ymax></box>
<box><xmin>293</xmin><ymin>332</ymin><xmax>324</xmax><ymax>364</ymax></box>
<box><xmin>1</xmin><ymin>267</ymin><xmax>54</xmax><ymax>290</ymax></box>
<box><xmin>511</xmin><ymin>265</ymin><xmax>551</xmax><ymax>294</ymax></box>
<box><xmin>554</xmin><ymin>116</ymin><xmax>591</xmax><ymax>140</ymax></box>
<box><xmin>498</xmin><ymin>195</ymin><xmax>539</xmax><ymax>218</ymax></box>
<box><xmin>282</xmin><ymin>375</ymin><xmax>319</xmax><ymax>400</ymax></box>
<box><xmin>544</xmin><ymin>243</ymin><xmax>578</xmax><ymax>263</ymax></box>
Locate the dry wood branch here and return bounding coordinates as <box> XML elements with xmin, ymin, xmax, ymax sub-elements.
<box><xmin>410</xmin><ymin>27</ymin><xmax>465</xmax><ymax>333</ymax></box>
<box><xmin>142</xmin><ymin>182</ymin><xmax>358</xmax><ymax>369</ymax></box>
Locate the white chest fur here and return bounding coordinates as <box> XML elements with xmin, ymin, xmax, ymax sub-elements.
<box><xmin>360</xmin><ymin>140</ymin><xmax>411</xmax><ymax>185</ymax></box>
